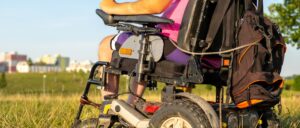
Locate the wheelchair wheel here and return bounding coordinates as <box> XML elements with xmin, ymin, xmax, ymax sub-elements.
<box><xmin>149</xmin><ymin>99</ymin><xmax>211</xmax><ymax>128</ymax></box>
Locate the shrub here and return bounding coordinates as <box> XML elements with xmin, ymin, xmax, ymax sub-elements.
<box><xmin>292</xmin><ymin>75</ymin><xmax>300</xmax><ymax>91</ymax></box>
<box><xmin>0</xmin><ymin>73</ymin><xmax>7</xmax><ymax>89</ymax></box>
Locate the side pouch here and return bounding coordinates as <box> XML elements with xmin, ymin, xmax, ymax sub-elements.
<box><xmin>235</xmin><ymin>83</ymin><xmax>282</xmax><ymax>109</ymax></box>
<box><xmin>231</xmin><ymin>11</ymin><xmax>286</xmax><ymax>109</ymax></box>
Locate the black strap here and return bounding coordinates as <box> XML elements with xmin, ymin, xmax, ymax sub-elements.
<box><xmin>220</xmin><ymin>0</ymin><xmax>236</xmax><ymax>105</ymax></box>
<box><xmin>245</xmin><ymin>0</ymin><xmax>264</xmax><ymax>17</ymax></box>
<box><xmin>257</xmin><ymin>0</ymin><xmax>264</xmax><ymax>17</ymax></box>
<box><xmin>245</xmin><ymin>0</ymin><xmax>253</xmax><ymax>11</ymax></box>
<box><xmin>222</xmin><ymin>0</ymin><xmax>236</xmax><ymax>50</ymax></box>
<box><xmin>204</xmin><ymin>0</ymin><xmax>233</xmax><ymax>51</ymax></box>
<box><xmin>225</xmin><ymin>53</ymin><xmax>234</xmax><ymax>105</ymax></box>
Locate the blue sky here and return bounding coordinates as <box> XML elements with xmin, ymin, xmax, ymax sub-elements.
<box><xmin>0</xmin><ymin>0</ymin><xmax>299</xmax><ymax>76</ymax></box>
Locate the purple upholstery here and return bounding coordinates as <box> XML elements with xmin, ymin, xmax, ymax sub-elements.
<box><xmin>165</xmin><ymin>49</ymin><xmax>189</xmax><ymax>65</ymax></box>
<box><xmin>116</xmin><ymin>32</ymin><xmax>132</xmax><ymax>45</ymax></box>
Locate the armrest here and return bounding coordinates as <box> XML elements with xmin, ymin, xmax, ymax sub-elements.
<box><xmin>96</xmin><ymin>9</ymin><xmax>174</xmax><ymax>25</ymax></box>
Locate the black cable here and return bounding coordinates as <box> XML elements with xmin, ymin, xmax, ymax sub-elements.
<box><xmin>112</xmin><ymin>70</ymin><xmax>145</xmax><ymax>101</ymax></box>
<box><xmin>127</xmin><ymin>71</ymin><xmax>145</xmax><ymax>101</ymax></box>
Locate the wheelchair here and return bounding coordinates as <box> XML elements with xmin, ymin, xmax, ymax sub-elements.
<box><xmin>73</xmin><ymin>0</ymin><xmax>281</xmax><ymax>127</ymax></box>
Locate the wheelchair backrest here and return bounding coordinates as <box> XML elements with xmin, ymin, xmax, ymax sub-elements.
<box><xmin>177</xmin><ymin>0</ymin><xmax>217</xmax><ymax>51</ymax></box>
<box><xmin>177</xmin><ymin>0</ymin><xmax>261</xmax><ymax>52</ymax></box>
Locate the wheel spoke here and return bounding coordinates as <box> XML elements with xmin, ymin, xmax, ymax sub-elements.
<box><xmin>177</xmin><ymin>118</ymin><xmax>183</xmax><ymax>128</ymax></box>
<box><xmin>161</xmin><ymin>117</ymin><xmax>192</xmax><ymax>128</ymax></box>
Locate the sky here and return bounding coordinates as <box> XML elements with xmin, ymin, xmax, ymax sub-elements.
<box><xmin>0</xmin><ymin>0</ymin><xmax>299</xmax><ymax>76</ymax></box>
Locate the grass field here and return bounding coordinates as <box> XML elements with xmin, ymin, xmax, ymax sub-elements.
<box><xmin>0</xmin><ymin>73</ymin><xmax>299</xmax><ymax>127</ymax></box>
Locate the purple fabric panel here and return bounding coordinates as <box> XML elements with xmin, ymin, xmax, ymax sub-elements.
<box><xmin>116</xmin><ymin>32</ymin><xmax>132</xmax><ymax>45</ymax></box>
<box><xmin>201</xmin><ymin>57</ymin><xmax>221</xmax><ymax>69</ymax></box>
<box><xmin>165</xmin><ymin>49</ymin><xmax>221</xmax><ymax>69</ymax></box>
<box><xmin>165</xmin><ymin>49</ymin><xmax>190</xmax><ymax>65</ymax></box>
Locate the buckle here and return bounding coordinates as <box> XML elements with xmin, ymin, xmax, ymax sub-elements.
<box><xmin>221</xmin><ymin>54</ymin><xmax>232</xmax><ymax>68</ymax></box>
<box><xmin>220</xmin><ymin>54</ymin><xmax>232</xmax><ymax>81</ymax></box>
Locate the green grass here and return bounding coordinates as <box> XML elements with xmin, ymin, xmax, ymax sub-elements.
<box><xmin>1</xmin><ymin>72</ymin><xmax>87</xmax><ymax>95</ymax></box>
<box><xmin>1</xmin><ymin>72</ymin><xmax>130</xmax><ymax>95</ymax></box>
<box><xmin>0</xmin><ymin>73</ymin><xmax>299</xmax><ymax>127</ymax></box>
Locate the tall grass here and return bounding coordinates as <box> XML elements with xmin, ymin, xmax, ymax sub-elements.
<box><xmin>279</xmin><ymin>92</ymin><xmax>300</xmax><ymax>127</ymax></box>
<box><xmin>0</xmin><ymin>93</ymin><xmax>299</xmax><ymax>128</ymax></box>
<box><xmin>0</xmin><ymin>73</ymin><xmax>299</xmax><ymax>127</ymax></box>
<box><xmin>0</xmin><ymin>94</ymin><xmax>88</xmax><ymax>128</ymax></box>
<box><xmin>0</xmin><ymin>93</ymin><xmax>164</xmax><ymax>128</ymax></box>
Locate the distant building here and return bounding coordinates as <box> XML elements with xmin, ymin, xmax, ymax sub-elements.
<box><xmin>56</xmin><ymin>56</ymin><xmax>70</xmax><ymax>71</ymax></box>
<box><xmin>0</xmin><ymin>62</ymin><xmax>7</xmax><ymax>73</ymax></box>
<box><xmin>36</xmin><ymin>54</ymin><xmax>70</xmax><ymax>71</ymax></box>
<box><xmin>0</xmin><ymin>52</ymin><xmax>27</xmax><ymax>73</ymax></box>
<box><xmin>16</xmin><ymin>61</ymin><xmax>61</xmax><ymax>73</ymax></box>
<box><xmin>30</xmin><ymin>65</ymin><xmax>61</xmax><ymax>73</ymax></box>
<box><xmin>16</xmin><ymin>61</ymin><xmax>30</xmax><ymax>73</ymax></box>
<box><xmin>66</xmin><ymin>60</ymin><xmax>93</xmax><ymax>73</ymax></box>
<box><xmin>36</xmin><ymin>54</ymin><xmax>57</xmax><ymax>65</ymax></box>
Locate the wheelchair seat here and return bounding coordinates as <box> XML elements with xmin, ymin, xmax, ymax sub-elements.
<box><xmin>96</xmin><ymin>9</ymin><xmax>174</xmax><ymax>25</ymax></box>
<box><xmin>111</xmin><ymin>50</ymin><xmax>223</xmax><ymax>85</ymax></box>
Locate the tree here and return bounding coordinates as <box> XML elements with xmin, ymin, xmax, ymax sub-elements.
<box><xmin>27</xmin><ymin>58</ymin><xmax>33</xmax><ymax>66</ymax></box>
<box><xmin>36</xmin><ymin>61</ymin><xmax>47</xmax><ymax>65</ymax></box>
<box><xmin>0</xmin><ymin>73</ymin><xmax>7</xmax><ymax>89</ymax></box>
<box><xmin>268</xmin><ymin>0</ymin><xmax>300</xmax><ymax>48</ymax></box>
<box><xmin>293</xmin><ymin>75</ymin><xmax>300</xmax><ymax>91</ymax></box>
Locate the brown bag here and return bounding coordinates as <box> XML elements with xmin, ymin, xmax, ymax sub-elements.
<box><xmin>231</xmin><ymin>10</ymin><xmax>286</xmax><ymax>109</ymax></box>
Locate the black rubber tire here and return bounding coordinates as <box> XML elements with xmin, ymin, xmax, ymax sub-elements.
<box><xmin>149</xmin><ymin>99</ymin><xmax>211</xmax><ymax>128</ymax></box>
<box><xmin>73</xmin><ymin>118</ymin><xmax>101</xmax><ymax>128</ymax></box>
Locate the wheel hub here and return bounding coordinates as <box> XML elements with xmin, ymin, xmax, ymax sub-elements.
<box><xmin>161</xmin><ymin>117</ymin><xmax>193</xmax><ymax>128</ymax></box>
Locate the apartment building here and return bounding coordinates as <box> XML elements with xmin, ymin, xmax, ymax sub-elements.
<box><xmin>0</xmin><ymin>52</ymin><xmax>27</xmax><ymax>73</ymax></box>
